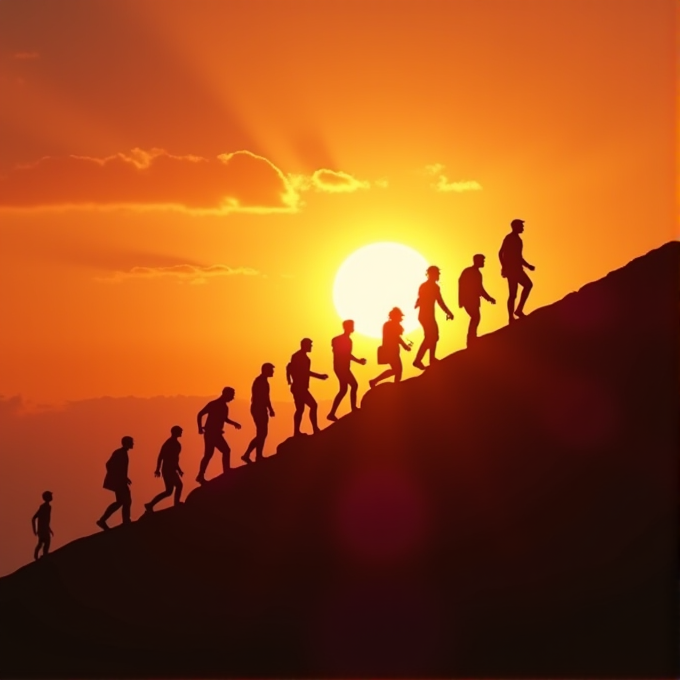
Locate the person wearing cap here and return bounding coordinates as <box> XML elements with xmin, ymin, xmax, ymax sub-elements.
<box><xmin>458</xmin><ymin>254</ymin><xmax>496</xmax><ymax>347</ymax></box>
<box><xmin>196</xmin><ymin>387</ymin><xmax>241</xmax><ymax>485</ymax></box>
<box><xmin>499</xmin><ymin>219</ymin><xmax>535</xmax><ymax>323</ymax></box>
<box><xmin>242</xmin><ymin>363</ymin><xmax>276</xmax><ymax>464</ymax></box>
<box><xmin>144</xmin><ymin>425</ymin><xmax>185</xmax><ymax>512</ymax></box>
<box><xmin>286</xmin><ymin>338</ymin><xmax>328</xmax><ymax>437</ymax></box>
<box><xmin>413</xmin><ymin>265</ymin><xmax>454</xmax><ymax>370</ymax></box>
<box><xmin>97</xmin><ymin>436</ymin><xmax>134</xmax><ymax>531</ymax></box>
<box><xmin>32</xmin><ymin>490</ymin><xmax>54</xmax><ymax>560</ymax></box>
<box><xmin>327</xmin><ymin>320</ymin><xmax>366</xmax><ymax>422</ymax></box>
<box><xmin>369</xmin><ymin>307</ymin><xmax>412</xmax><ymax>388</ymax></box>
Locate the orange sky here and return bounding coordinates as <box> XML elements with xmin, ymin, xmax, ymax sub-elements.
<box><xmin>0</xmin><ymin>0</ymin><xmax>676</xmax><ymax>406</ymax></box>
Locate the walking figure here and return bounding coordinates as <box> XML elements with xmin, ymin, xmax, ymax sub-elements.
<box><xmin>242</xmin><ymin>363</ymin><xmax>276</xmax><ymax>464</ymax></box>
<box><xmin>458</xmin><ymin>254</ymin><xmax>496</xmax><ymax>346</ymax></box>
<box><xmin>97</xmin><ymin>436</ymin><xmax>134</xmax><ymax>531</ymax></box>
<box><xmin>32</xmin><ymin>491</ymin><xmax>53</xmax><ymax>560</ymax></box>
<box><xmin>327</xmin><ymin>320</ymin><xmax>366</xmax><ymax>422</ymax></box>
<box><xmin>413</xmin><ymin>265</ymin><xmax>454</xmax><ymax>370</ymax></box>
<box><xmin>196</xmin><ymin>387</ymin><xmax>241</xmax><ymax>485</ymax></box>
<box><xmin>144</xmin><ymin>426</ymin><xmax>184</xmax><ymax>512</ymax></box>
<box><xmin>369</xmin><ymin>307</ymin><xmax>412</xmax><ymax>387</ymax></box>
<box><xmin>499</xmin><ymin>218</ymin><xmax>535</xmax><ymax>323</ymax></box>
<box><xmin>286</xmin><ymin>338</ymin><xmax>328</xmax><ymax>436</ymax></box>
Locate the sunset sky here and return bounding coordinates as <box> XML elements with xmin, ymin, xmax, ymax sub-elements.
<box><xmin>0</xmin><ymin>0</ymin><xmax>676</xmax><ymax>573</ymax></box>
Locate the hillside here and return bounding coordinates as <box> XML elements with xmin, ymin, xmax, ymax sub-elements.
<box><xmin>0</xmin><ymin>242</ymin><xmax>678</xmax><ymax>678</ymax></box>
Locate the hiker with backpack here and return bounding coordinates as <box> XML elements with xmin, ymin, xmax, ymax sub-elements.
<box><xmin>369</xmin><ymin>307</ymin><xmax>412</xmax><ymax>388</ymax></box>
<box><xmin>97</xmin><ymin>436</ymin><xmax>134</xmax><ymax>531</ymax></box>
<box><xmin>499</xmin><ymin>218</ymin><xmax>535</xmax><ymax>323</ymax></box>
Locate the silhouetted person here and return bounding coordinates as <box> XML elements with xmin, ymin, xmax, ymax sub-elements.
<box><xmin>287</xmin><ymin>338</ymin><xmax>328</xmax><ymax>436</ymax></box>
<box><xmin>369</xmin><ymin>307</ymin><xmax>412</xmax><ymax>387</ymax></box>
<box><xmin>32</xmin><ymin>491</ymin><xmax>53</xmax><ymax>560</ymax></box>
<box><xmin>458</xmin><ymin>254</ymin><xmax>496</xmax><ymax>346</ymax></box>
<box><xmin>144</xmin><ymin>425</ymin><xmax>184</xmax><ymax>512</ymax></box>
<box><xmin>413</xmin><ymin>265</ymin><xmax>454</xmax><ymax>370</ymax></box>
<box><xmin>196</xmin><ymin>387</ymin><xmax>241</xmax><ymax>484</ymax></box>
<box><xmin>327</xmin><ymin>320</ymin><xmax>366</xmax><ymax>422</ymax></box>
<box><xmin>499</xmin><ymin>218</ymin><xmax>535</xmax><ymax>322</ymax></box>
<box><xmin>242</xmin><ymin>363</ymin><xmax>276</xmax><ymax>464</ymax></box>
<box><xmin>97</xmin><ymin>436</ymin><xmax>134</xmax><ymax>531</ymax></box>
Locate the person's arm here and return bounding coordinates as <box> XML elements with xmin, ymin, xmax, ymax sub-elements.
<box><xmin>267</xmin><ymin>392</ymin><xmax>275</xmax><ymax>417</ymax></box>
<box><xmin>481</xmin><ymin>283</ymin><xmax>496</xmax><ymax>304</ymax></box>
<box><xmin>436</xmin><ymin>290</ymin><xmax>454</xmax><ymax>320</ymax></box>
<box><xmin>310</xmin><ymin>371</ymin><xmax>328</xmax><ymax>380</ymax></box>
<box><xmin>522</xmin><ymin>256</ymin><xmax>535</xmax><ymax>270</ymax></box>
<box><xmin>32</xmin><ymin>511</ymin><xmax>38</xmax><ymax>535</ymax></box>
<box><xmin>154</xmin><ymin>447</ymin><xmax>163</xmax><ymax>477</ymax></box>
<box><xmin>225</xmin><ymin>406</ymin><xmax>241</xmax><ymax>429</ymax></box>
<box><xmin>286</xmin><ymin>362</ymin><xmax>292</xmax><ymax>385</ymax></box>
<box><xmin>350</xmin><ymin>354</ymin><xmax>367</xmax><ymax>365</ymax></box>
<box><xmin>197</xmin><ymin>405</ymin><xmax>207</xmax><ymax>434</ymax></box>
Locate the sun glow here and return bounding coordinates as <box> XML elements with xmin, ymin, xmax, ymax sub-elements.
<box><xmin>333</xmin><ymin>242</ymin><xmax>429</xmax><ymax>338</ymax></box>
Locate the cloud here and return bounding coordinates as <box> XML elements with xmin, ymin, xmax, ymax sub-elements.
<box><xmin>0</xmin><ymin>149</ymin><xmax>300</xmax><ymax>213</ymax></box>
<box><xmin>292</xmin><ymin>168</ymin><xmax>371</xmax><ymax>194</ymax></box>
<box><xmin>422</xmin><ymin>163</ymin><xmax>482</xmax><ymax>193</ymax></box>
<box><xmin>11</xmin><ymin>52</ymin><xmax>40</xmax><ymax>60</ymax></box>
<box><xmin>100</xmin><ymin>264</ymin><xmax>260</xmax><ymax>285</ymax></box>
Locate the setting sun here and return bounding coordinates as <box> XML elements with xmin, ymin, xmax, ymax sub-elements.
<box><xmin>332</xmin><ymin>242</ymin><xmax>429</xmax><ymax>338</ymax></box>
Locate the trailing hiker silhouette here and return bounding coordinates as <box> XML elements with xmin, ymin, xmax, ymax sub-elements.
<box><xmin>287</xmin><ymin>338</ymin><xmax>328</xmax><ymax>436</ymax></box>
<box><xmin>32</xmin><ymin>491</ymin><xmax>53</xmax><ymax>560</ymax></box>
<box><xmin>327</xmin><ymin>319</ymin><xmax>366</xmax><ymax>422</ymax></box>
<box><xmin>369</xmin><ymin>307</ymin><xmax>412</xmax><ymax>387</ymax></box>
<box><xmin>196</xmin><ymin>387</ymin><xmax>241</xmax><ymax>484</ymax></box>
<box><xmin>499</xmin><ymin>218</ymin><xmax>535</xmax><ymax>323</ymax></box>
<box><xmin>413</xmin><ymin>265</ymin><xmax>454</xmax><ymax>370</ymax></box>
<box><xmin>459</xmin><ymin>254</ymin><xmax>496</xmax><ymax>346</ymax></box>
<box><xmin>144</xmin><ymin>425</ymin><xmax>184</xmax><ymax>512</ymax></box>
<box><xmin>242</xmin><ymin>363</ymin><xmax>276</xmax><ymax>464</ymax></box>
<box><xmin>97</xmin><ymin>436</ymin><xmax>134</xmax><ymax>531</ymax></box>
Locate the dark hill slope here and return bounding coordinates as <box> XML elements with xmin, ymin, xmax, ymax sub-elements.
<box><xmin>0</xmin><ymin>242</ymin><xmax>678</xmax><ymax>679</ymax></box>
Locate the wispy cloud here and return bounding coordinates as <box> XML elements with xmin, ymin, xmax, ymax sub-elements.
<box><xmin>423</xmin><ymin>163</ymin><xmax>482</xmax><ymax>193</ymax></box>
<box><xmin>292</xmin><ymin>168</ymin><xmax>371</xmax><ymax>194</ymax></box>
<box><xmin>100</xmin><ymin>264</ymin><xmax>260</xmax><ymax>285</ymax></box>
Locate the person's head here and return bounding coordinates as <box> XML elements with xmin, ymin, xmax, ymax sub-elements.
<box><xmin>342</xmin><ymin>319</ymin><xmax>355</xmax><ymax>334</ymax></box>
<box><xmin>388</xmin><ymin>307</ymin><xmax>404</xmax><ymax>321</ymax></box>
<box><xmin>221</xmin><ymin>387</ymin><xmax>236</xmax><ymax>402</ymax></box>
<box><xmin>121</xmin><ymin>435</ymin><xmax>134</xmax><ymax>449</ymax></box>
<box><xmin>511</xmin><ymin>218</ymin><xmax>525</xmax><ymax>233</ymax></box>
<box><xmin>473</xmin><ymin>254</ymin><xmax>486</xmax><ymax>268</ymax></box>
<box><xmin>42</xmin><ymin>490</ymin><xmax>53</xmax><ymax>502</ymax></box>
<box><xmin>261</xmin><ymin>362</ymin><xmax>275</xmax><ymax>378</ymax></box>
<box><xmin>301</xmin><ymin>337</ymin><xmax>313</xmax><ymax>352</ymax></box>
<box><xmin>426</xmin><ymin>265</ymin><xmax>441</xmax><ymax>281</ymax></box>
<box><xmin>170</xmin><ymin>425</ymin><xmax>183</xmax><ymax>438</ymax></box>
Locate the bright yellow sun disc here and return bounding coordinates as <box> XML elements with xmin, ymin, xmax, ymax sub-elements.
<box><xmin>333</xmin><ymin>242</ymin><xmax>429</xmax><ymax>338</ymax></box>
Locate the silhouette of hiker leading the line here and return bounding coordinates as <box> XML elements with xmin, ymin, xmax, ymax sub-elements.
<box><xmin>327</xmin><ymin>319</ymin><xmax>366</xmax><ymax>422</ymax></box>
<box><xmin>242</xmin><ymin>363</ymin><xmax>276</xmax><ymax>464</ymax></box>
<box><xmin>459</xmin><ymin>254</ymin><xmax>496</xmax><ymax>346</ymax></box>
<box><xmin>196</xmin><ymin>387</ymin><xmax>241</xmax><ymax>485</ymax></box>
<box><xmin>413</xmin><ymin>265</ymin><xmax>454</xmax><ymax>370</ymax></box>
<box><xmin>32</xmin><ymin>490</ymin><xmax>53</xmax><ymax>560</ymax></box>
<box><xmin>499</xmin><ymin>218</ymin><xmax>535</xmax><ymax>323</ymax></box>
<box><xmin>287</xmin><ymin>338</ymin><xmax>328</xmax><ymax>436</ymax></box>
<box><xmin>370</xmin><ymin>307</ymin><xmax>412</xmax><ymax>388</ymax></box>
<box><xmin>144</xmin><ymin>425</ymin><xmax>184</xmax><ymax>512</ymax></box>
<box><xmin>97</xmin><ymin>436</ymin><xmax>134</xmax><ymax>531</ymax></box>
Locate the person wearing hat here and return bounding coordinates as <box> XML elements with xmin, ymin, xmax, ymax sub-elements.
<box><xmin>413</xmin><ymin>265</ymin><xmax>454</xmax><ymax>371</ymax></box>
<box><xmin>499</xmin><ymin>219</ymin><xmax>535</xmax><ymax>323</ymax></box>
<box><xmin>32</xmin><ymin>490</ymin><xmax>54</xmax><ymax>560</ymax></box>
<box><xmin>242</xmin><ymin>362</ymin><xmax>276</xmax><ymax>463</ymax></box>
<box><xmin>144</xmin><ymin>425</ymin><xmax>185</xmax><ymax>512</ymax></box>
<box><xmin>369</xmin><ymin>307</ymin><xmax>412</xmax><ymax>388</ymax></box>
<box><xmin>97</xmin><ymin>436</ymin><xmax>134</xmax><ymax>530</ymax></box>
<box><xmin>286</xmin><ymin>339</ymin><xmax>328</xmax><ymax>437</ymax></box>
<box><xmin>196</xmin><ymin>387</ymin><xmax>241</xmax><ymax>485</ymax></box>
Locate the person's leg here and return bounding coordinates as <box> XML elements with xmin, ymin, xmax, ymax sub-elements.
<box><xmin>146</xmin><ymin>477</ymin><xmax>173</xmax><ymax>511</ymax></box>
<box><xmin>120</xmin><ymin>487</ymin><xmax>132</xmax><ymax>524</ymax></box>
<box><xmin>243</xmin><ymin>410</ymin><xmax>259</xmax><ymax>462</ymax></box>
<box><xmin>427</xmin><ymin>323</ymin><xmax>440</xmax><ymax>364</ymax></box>
<box><xmin>370</xmin><ymin>368</ymin><xmax>395</xmax><ymax>388</ymax></box>
<box><xmin>328</xmin><ymin>374</ymin><xmax>348</xmax><ymax>420</ymax></box>
<box><xmin>413</xmin><ymin>319</ymin><xmax>428</xmax><ymax>369</ymax></box>
<box><xmin>293</xmin><ymin>392</ymin><xmax>304</xmax><ymax>435</ymax></box>
<box><xmin>42</xmin><ymin>534</ymin><xmax>51</xmax><ymax>556</ymax></box>
<box><xmin>515</xmin><ymin>272</ymin><xmax>533</xmax><ymax>316</ymax></box>
<box><xmin>100</xmin><ymin>498</ymin><xmax>122</xmax><ymax>523</ymax></box>
<box><xmin>255</xmin><ymin>415</ymin><xmax>268</xmax><ymax>460</ymax></box>
<box><xmin>173</xmin><ymin>479</ymin><xmax>184</xmax><ymax>505</ymax></box>
<box><xmin>393</xmin><ymin>357</ymin><xmax>404</xmax><ymax>383</ymax></box>
<box><xmin>466</xmin><ymin>306</ymin><xmax>480</xmax><ymax>346</ymax></box>
<box><xmin>306</xmin><ymin>392</ymin><xmax>320</xmax><ymax>433</ymax></box>
<box><xmin>348</xmin><ymin>373</ymin><xmax>359</xmax><ymax>411</ymax></box>
<box><xmin>507</xmin><ymin>278</ymin><xmax>519</xmax><ymax>322</ymax></box>
<box><xmin>214</xmin><ymin>435</ymin><xmax>231</xmax><ymax>475</ymax></box>
<box><xmin>34</xmin><ymin>538</ymin><xmax>43</xmax><ymax>561</ymax></box>
<box><xmin>197</xmin><ymin>436</ymin><xmax>215</xmax><ymax>483</ymax></box>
